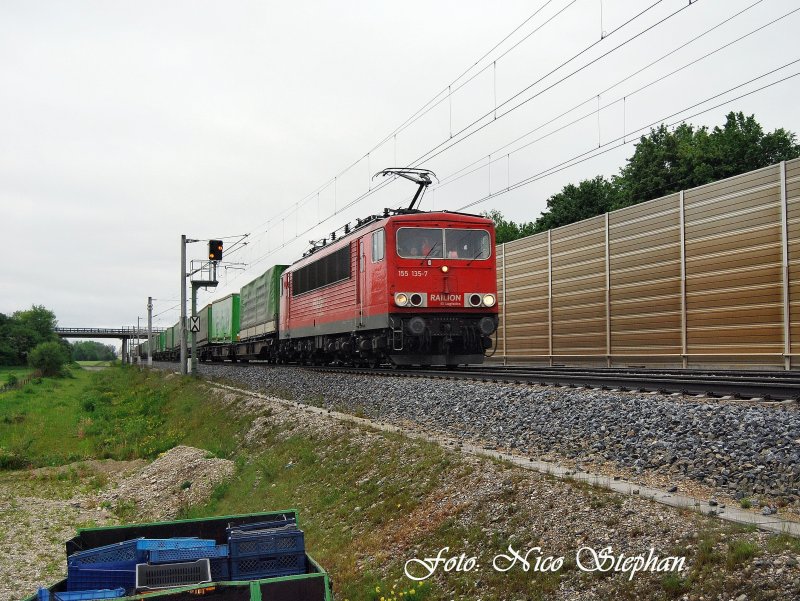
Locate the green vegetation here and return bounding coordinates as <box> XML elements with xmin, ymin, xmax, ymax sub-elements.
<box><xmin>766</xmin><ymin>533</ymin><xmax>800</xmax><ymax>554</ymax></box>
<box><xmin>28</xmin><ymin>340</ymin><xmax>70</xmax><ymax>377</ymax></box>
<box><xmin>71</xmin><ymin>341</ymin><xmax>117</xmax><ymax>362</ymax></box>
<box><xmin>485</xmin><ymin>111</ymin><xmax>800</xmax><ymax>242</ymax></box>
<box><xmin>1</xmin><ymin>366</ymin><xmax>32</xmax><ymax>389</ymax></box>
<box><xmin>0</xmin><ymin>366</ymin><xmax>247</xmax><ymax>468</ymax></box>
<box><xmin>0</xmin><ymin>305</ymin><xmax>64</xmax><ymax>366</ymax></box>
<box><xmin>1</xmin><ymin>367</ymin><xmax>785</xmax><ymax>600</ymax></box>
<box><xmin>725</xmin><ymin>540</ymin><xmax>759</xmax><ymax>569</ymax></box>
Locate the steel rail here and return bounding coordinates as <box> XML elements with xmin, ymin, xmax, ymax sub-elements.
<box><xmin>296</xmin><ymin>365</ymin><xmax>800</xmax><ymax>401</ymax></box>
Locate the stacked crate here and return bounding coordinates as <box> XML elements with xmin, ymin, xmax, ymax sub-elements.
<box><xmin>227</xmin><ymin>518</ymin><xmax>306</xmax><ymax>581</ymax></box>
<box><xmin>64</xmin><ymin>538</ymin><xmax>224</xmax><ymax>593</ymax></box>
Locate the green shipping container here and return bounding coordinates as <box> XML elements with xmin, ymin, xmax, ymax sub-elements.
<box><xmin>197</xmin><ymin>304</ymin><xmax>212</xmax><ymax>345</ymax></box>
<box><xmin>210</xmin><ymin>293</ymin><xmax>240</xmax><ymax>343</ymax></box>
<box><xmin>240</xmin><ymin>265</ymin><xmax>289</xmax><ymax>340</ymax></box>
<box><xmin>167</xmin><ymin>322</ymin><xmax>180</xmax><ymax>350</ymax></box>
<box><xmin>159</xmin><ymin>331</ymin><xmax>166</xmax><ymax>352</ymax></box>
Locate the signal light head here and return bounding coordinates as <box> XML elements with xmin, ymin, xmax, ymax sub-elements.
<box><xmin>208</xmin><ymin>239</ymin><xmax>223</xmax><ymax>261</ymax></box>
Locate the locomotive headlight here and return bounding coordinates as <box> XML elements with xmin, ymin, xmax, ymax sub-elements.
<box><xmin>441</xmin><ymin>265</ymin><xmax>449</xmax><ymax>273</ymax></box>
<box><xmin>483</xmin><ymin>294</ymin><xmax>496</xmax><ymax>307</ymax></box>
<box><xmin>395</xmin><ymin>293</ymin><xmax>409</xmax><ymax>307</ymax></box>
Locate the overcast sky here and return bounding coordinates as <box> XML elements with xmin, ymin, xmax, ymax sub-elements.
<box><xmin>2</xmin><ymin>0</ymin><xmax>799</xmax><ymax>340</ymax></box>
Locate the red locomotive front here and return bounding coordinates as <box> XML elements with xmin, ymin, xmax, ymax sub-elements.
<box><xmin>279</xmin><ymin>210</ymin><xmax>498</xmax><ymax>367</ymax></box>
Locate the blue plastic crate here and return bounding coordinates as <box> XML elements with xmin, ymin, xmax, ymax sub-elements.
<box><xmin>230</xmin><ymin>552</ymin><xmax>306</xmax><ymax>581</ymax></box>
<box><xmin>68</xmin><ymin>540</ymin><xmax>145</xmax><ymax>565</ymax></box>
<box><xmin>136</xmin><ymin>538</ymin><xmax>216</xmax><ymax>551</ymax></box>
<box><xmin>210</xmin><ymin>557</ymin><xmax>230</xmax><ymax>581</ymax></box>
<box><xmin>37</xmin><ymin>588</ymin><xmax>50</xmax><ymax>601</ymax></box>
<box><xmin>149</xmin><ymin>544</ymin><xmax>228</xmax><ymax>563</ymax></box>
<box><xmin>54</xmin><ymin>588</ymin><xmax>125</xmax><ymax>601</ymax></box>
<box><xmin>66</xmin><ymin>561</ymin><xmax>136</xmax><ymax>592</ymax></box>
<box><xmin>228</xmin><ymin>529</ymin><xmax>304</xmax><ymax>559</ymax></box>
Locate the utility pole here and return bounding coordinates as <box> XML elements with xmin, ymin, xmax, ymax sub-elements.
<box><xmin>181</xmin><ymin>235</ymin><xmax>220</xmax><ymax>376</ymax></box>
<box><xmin>147</xmin><ymin>297</ymin><xmax>153</xmax><ymax>367</ymax></box>
<box><xmin>180</xmin><ymin>234</ymin><xmax>187</xmax><ymax>375</ymax></box>
<box><xmin>191</xmin><ymin>284</ymin><xmax>198</xmax><ymax>374</ymax></box>
<box><xmin>137</xmin><ymin>316</ymin><xmax>140</xmax><ymax>365</ymax></box>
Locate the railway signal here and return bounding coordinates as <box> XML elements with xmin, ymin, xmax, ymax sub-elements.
<box><xmin>209</xmin><ymin>239</ymin><xmax>223</xmax><ymax>261</ymax></box>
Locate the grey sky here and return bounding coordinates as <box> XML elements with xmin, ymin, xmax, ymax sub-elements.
<box><xmin>2</xmin><ymin>0</ymin><xmax>799</xmax><ymax>337</ymax></box>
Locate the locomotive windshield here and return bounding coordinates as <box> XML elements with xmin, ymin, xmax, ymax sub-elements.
<box><xmin>396</xmin><ymin>227</ymin><xmax>491</xmax><ymax>260</ymax></box>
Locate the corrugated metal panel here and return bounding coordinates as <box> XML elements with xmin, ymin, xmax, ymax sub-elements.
<box><xmin>551</xmin><ymin>216</ymin><xmax>605</xmax><ymax>356</ymax></box>
<box><xmin>497</xmin><ymin>160</ymin><xmax>797</xmax><ymax>368</ymax></box>
<box><xmin>240</xmin><ymin>265</ymin><xmax>288</xmax><ymax>339</ymax></box>
<box><xmin>787</xmin><ymin>158</ymin><xmax>800</xmax><ymax>367</ymax></box>
<box><xmin>197</xmin><ymin>304</ymin><xmax>211</xmax><ymax>345</ymax></box>
<box><xmin>210</xmin><ymin>294</ymin><xmax>240</xmax><ymax>343</ymax></box>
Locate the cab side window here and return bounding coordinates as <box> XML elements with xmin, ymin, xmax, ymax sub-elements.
<box><xmin>372</xmin><ymin>229</ymin><xmax>385</xmax><ymax>262</ymax></box>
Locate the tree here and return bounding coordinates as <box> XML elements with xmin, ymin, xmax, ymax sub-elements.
<box><xmin>12</xmin><ymin>305</ymin><xmax>58</xmax><ymax>345</ymax></box>
<box><xmin>71</xmin><ymin>341</ymin><xmax>117</xmax><ymax>361</ymax></box>
<box><xmin>0</xmin><ymin>314</ymin><xmax>17</xmax><ymax>365</ymax></box>
<box><xmin>531</xmin><ymin>176</ymin><xmax>621</xmax><ymax>233</ymax></box>
<box><xmin>500</xmin><ymin>111</ymin><xmax>800</xmax><ymax>231</ymax></box>
<box><xmin>481</xmin><ymin>210</ymin><xmax>536</xmax><ymax>243</ymax></box>
<box><xmin>28</xmin><ymin>340</ymin><xmax>69</xmax><ymax>377</ymax></box>
<box><xmin>0</xmin><ymin>305</ymin><xmax>60</xmax><ymax>365</ymax></box>
<box><xmin>614</xmin><ymin>112</ymin><xmax>800</xmax><ymax>208</ymax></box>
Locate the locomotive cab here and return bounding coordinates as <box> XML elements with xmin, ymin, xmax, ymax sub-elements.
<box><xmin>383</xmin><ymin>212</ymin><xmax>499</xmax><ymax>367</ymax></box>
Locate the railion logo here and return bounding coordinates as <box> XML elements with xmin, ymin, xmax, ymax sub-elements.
<box><xmin>430</xmin><ymin>294</ymin><xmax>461</xmax><ymax>302</ymax></box>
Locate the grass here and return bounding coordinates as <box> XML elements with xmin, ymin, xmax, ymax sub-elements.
<box><xmin>0</xmin><ymin>366</ymin><xmax>34</xmax><ymax>389</ymax></box>
<box><xmin>0</xmin><ymin>365</ymin><xmax>248</xmax><ymax>468</ymax></box>
<box><xmin>725</xmin><ymin>540</ymin><xmax>759</xmax><ymax>569</ymax></box>
<box><xmin>1</xmin><ymin>366</ymin><xmax>792</xmax><ymax>601</ymax></box>
<box><xmin>76</xmin><ymin>360</ymin><xmax>113</xmax><ymax>367</ymax></box>
<box><xmin>0</xmin><ymin>366</ymin><xmax>34</xmax><ymax>379</ymax></box>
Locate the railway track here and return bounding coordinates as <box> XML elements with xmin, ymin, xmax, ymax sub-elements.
<box><xmin>297</xmin><ymin>364</ymin><xmax>800</xmax><ymax>402</ymax></box>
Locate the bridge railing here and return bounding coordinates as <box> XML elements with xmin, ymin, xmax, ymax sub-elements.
<box><xmin>55</xmin><ymin>327</ymin><xmax>167</xmax><ymax>336</ymax></box>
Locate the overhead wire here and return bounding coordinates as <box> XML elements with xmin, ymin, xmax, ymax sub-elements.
<box><xmin>201</xmin><ymin>0</ymin><xmax>590</xmax><ymax>269</ymax></box>
<box><xmin>435</xmin><ymin>0</ymin><xmax>770</xmax><ymax>187</ymax></box>
<box><xmin>434</xmin><ymin>0</ymin><xmax>796</xmax><ymax>191</ymax></box>
<box><xmin>405</xmin><ymin>0</ymin><xmax>698</xmax><ymax>169</ymax></box>
<box><xmin>153</xmin><ymin>0</ymin><xmax>785</xmax><ymax>309</ymax></box>
<box><xmin>223</xmin><ymin>0</ymin><xmax>695</xmax><ymax>282</ymax></box>
<box><xmin>455</xmin><ymin>60</ymin><xmax>800</xmax><ymax>212</ymax></box>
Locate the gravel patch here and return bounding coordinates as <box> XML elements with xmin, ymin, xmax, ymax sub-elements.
<box><xmin>171</xmin><ymin>363</ymin><xmax>800</xmax><ymax>510</ymax></box>
<box><xmin>7</xmin><ymin>448</ymin><xmax>234</xmax><ymax>600</ymax></box>
<box><xmin>97</xmin><ymin>445</ymin><xmax>235</xmax><ymax>520</ymax></box>
<box><xmin>201</xmin><ymin>376</ymin><xmax>800</xmax><ymax>600</ymax></box>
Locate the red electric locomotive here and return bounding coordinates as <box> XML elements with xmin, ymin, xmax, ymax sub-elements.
<box><xmin>278</xmin><ymin>169</ymin><xmax>498</xmax><ymax>367</ymax></box>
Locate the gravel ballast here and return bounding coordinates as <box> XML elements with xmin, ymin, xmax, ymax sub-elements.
<box><xmin>170</xmin><ymin>363</ymin><xmax>800</xmax><ymax>505</ymax></box>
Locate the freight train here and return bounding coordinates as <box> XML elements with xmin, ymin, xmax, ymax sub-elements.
<box><xmin>142</xmin><ymin>169</ymin><xmax>499</xmax><ymax>368</ymax></box>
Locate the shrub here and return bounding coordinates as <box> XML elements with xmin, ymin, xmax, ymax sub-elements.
<box><xmin>28</xmin><ymin>341</ymin><xmax>69</xmax><ymax>377</ymax></box>
<box><xmin>5</xmin><ymin>374</ymin><xmax>18</xmax><ymax>387</ymax></box>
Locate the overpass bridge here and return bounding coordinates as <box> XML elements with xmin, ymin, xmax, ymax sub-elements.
<box><xmin>55</xmin><ymin>327</ymin><xmax>167</xmax><ymax>364</ymax></box>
